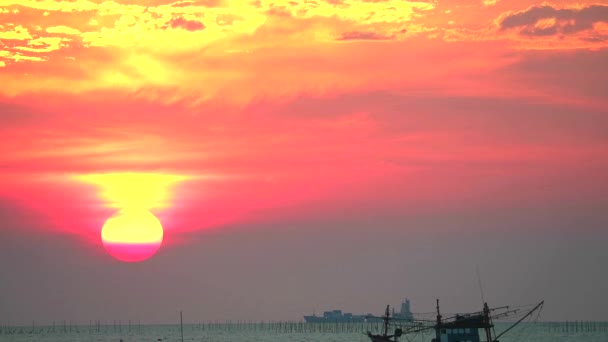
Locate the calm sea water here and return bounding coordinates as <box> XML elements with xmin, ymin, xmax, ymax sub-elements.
<box><xmin>1</xmin><ymin>323</ymin><xmax>607</xmax><ymax>342</ymax></box>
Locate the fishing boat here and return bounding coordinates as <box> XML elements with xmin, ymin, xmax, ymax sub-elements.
<box><xmin>367</xmin><ymin>300</ymin><xmax>544</xmax><ymax>342</ymax></box>
<box><xmin>367</xmin><ymin>305</ymin><xmax>404</xmax><ymax>342</ymax></box>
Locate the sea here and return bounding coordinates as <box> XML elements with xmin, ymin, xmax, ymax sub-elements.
<box><xmin>1</xmin><ymin>322</ymin><xmax>607</xmax><ymax>342</ymax></box>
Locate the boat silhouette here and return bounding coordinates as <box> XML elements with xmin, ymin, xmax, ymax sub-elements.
<box><xmin>367</xmin><ymin>300</ymin><xmax>544</xmax><ymax>342</ymax></box>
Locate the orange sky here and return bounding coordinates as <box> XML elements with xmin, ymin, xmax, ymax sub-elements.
<box><xmin>1</xmin><ymin>0</ymin><xmax>607</xmax><ymax>242</ymax></box>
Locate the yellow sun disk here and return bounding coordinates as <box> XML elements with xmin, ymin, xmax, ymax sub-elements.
<box><xmin>101</xmin><ymin>208</ymin><xmax>163</xmax><ymax>244</ymax></box>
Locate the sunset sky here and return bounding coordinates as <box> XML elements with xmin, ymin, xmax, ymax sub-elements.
<box><xmin>1</xmin><ymin>0</ymin><xmax>607</xmax><ymax>325</ymax></box>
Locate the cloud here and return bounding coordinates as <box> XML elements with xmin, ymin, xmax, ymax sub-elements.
<box><xmin>171</xmin><ymin>1</ymin><xmax>196</xmax><ymax>7</ymax></box>
<box><xmin>0</xmin><ymin>0</ymin><xmax>99</xmax><ymax>12</ymax></box>
<box><xmin>499</xmin><ymin>4</ymin><xmax>608</xmax><ymax>36</ymax></box>
<box><xmin>14</xmin><ymin>37</ymin><xmax>67</xmax><ymax>53</ymax></box>
<box><xmin>444</xmin><ymin>4</ymin><xmax>608</xmax><ymax>50</ymax></box>
<box><xmin>336</xmin><ymin>30</ymin><xmax>393</xmax><ymax>40</ymax></box>
<box><xmin>170</xmin><ymin>0</ymin><xmax>224</xmax><ymax>7</ymax></box>
<box><xmin>0</xmin><ymin>0</ymin><xmax>435</xmax><ymax>71</ymax></box>
<box><xmin>263</xmin><ymin>0</ymin><xmax>435</xmax><ymax>24</ymax></box>
<box><xmin>166</xmin><ymin>16</ymin><xmax>206</xmax><ymax>31</ymax></box>
<box><xmin>0</xmin><ymin>24</ymin><xmax>32</xmax><ymax>40</ymax></box>
<box><xmin>1</xmin><ymin>90</ymin><xmax>607</xmax><ymax>238</ymax></box>
<box><xmin>46</xmin><ymin>25</ymin><xmax>81</xmax><ymax>35</ymax></box>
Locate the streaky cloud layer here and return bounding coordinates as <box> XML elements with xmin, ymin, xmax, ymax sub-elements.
<box><xmin>0</xmin><ymin>0</ymin><xmax>607</xmax><ymax>246</ymax></box>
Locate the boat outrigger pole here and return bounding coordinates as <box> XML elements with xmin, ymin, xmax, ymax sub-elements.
<box><xmin>492</xmin><ymin>301</ymin><xmax>544</xmax><ymax>342</ymax></box>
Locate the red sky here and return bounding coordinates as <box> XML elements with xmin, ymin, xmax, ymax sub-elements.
<box><xmin>1</xmin><ymin>0</ymin><xmax>608</xmax><ymax>323</ymax></box>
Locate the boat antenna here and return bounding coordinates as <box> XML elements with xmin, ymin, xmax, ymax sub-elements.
<box><xmin>476</xmin><ymin>265</ymin><xmax>486</xmax><ymax>304</ymax></box>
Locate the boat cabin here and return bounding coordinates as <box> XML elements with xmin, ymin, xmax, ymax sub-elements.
<box><xmin>434</xmin><ymin>314</ymin><xmax>491</xmax><ymax>342</ymax></box>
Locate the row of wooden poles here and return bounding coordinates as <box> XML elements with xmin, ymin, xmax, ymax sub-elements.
<box><xmin>0</xmin><ymin>321</ymin><xmax>394</xmax><ymax>335</ymax></box>
<box><xmin>193</xmin><ymin>321</ymin><xmax>395</xmax><ymax>333</ymax></box>
<box><xmin>535</xmin><ymin>321</ymin><xmax>608</xmax><ymax>333</ymax></box>
<box><xmin>0</xmin><ymin>320</ymin><xmax>145</xmax><ymax>335</ymax></box>
<box><xmin>1</xmin><ymin>321</ymin><xmax>608</xmax><ymax>335</ymax></box>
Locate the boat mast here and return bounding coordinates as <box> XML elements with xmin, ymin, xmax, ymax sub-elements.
<box><xmin>383</xmin><ymin>305</ymin><xmax>390</xmax><ymax>336</ymax></box>
<box><xmin>483</xmin><ymin>302</ymin><xmax>493</xmax><ymax>342</ymax></box>
<box><xmin>435</xmin><ymin>299</ymin><xmax>442</xmax><ymax>342</ymax></box>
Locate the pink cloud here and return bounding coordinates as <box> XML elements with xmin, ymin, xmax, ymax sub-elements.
<box><xmin>337</xmin><ymin>31</ymin><xmax>394</xmax><ymax>40</ymax></box>
<box><xmin>166</xmin><ymin>16</ymin><xmax>206</xmax><ymax>31</ymax></box>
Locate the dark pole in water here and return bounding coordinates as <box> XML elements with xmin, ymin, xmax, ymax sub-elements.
<box><xmin>180</xmin><ymin>311</ymin><xmax>184</xmax><ymax>342</ymax></box>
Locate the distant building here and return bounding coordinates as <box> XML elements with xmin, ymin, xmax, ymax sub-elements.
<box><xmin>393</xmin><ymin>298</ymin><xmax>414</xmax><ymax>321</ymax></box>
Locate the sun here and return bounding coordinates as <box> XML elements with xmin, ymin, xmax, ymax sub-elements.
<box><xmin>75</xmin><ymin>172</ymin><xmax>191</xmax><ymax>262</ymax></box>
<box><xmin>101</xmin><ymin>208</ymin><xmax>164</xmax><ymax>262</ymax></box>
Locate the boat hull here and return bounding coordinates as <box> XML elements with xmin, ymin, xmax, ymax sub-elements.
<box><xmin>367</xmin><ymin>332</ymin><xmax>397</xmax><ymax>342</ymax></box>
